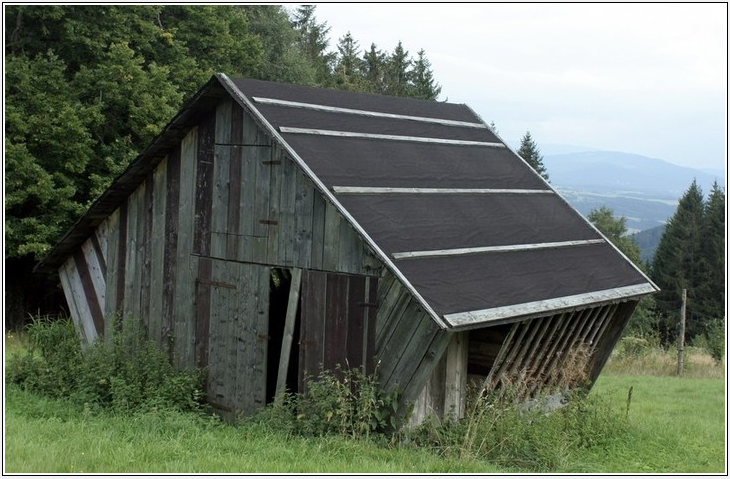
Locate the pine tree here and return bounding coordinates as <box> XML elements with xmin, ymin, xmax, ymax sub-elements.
<box><xmin>696</xmin><ymin>181</ymin><xmax>726</xmax><ymax>321</ymax></box>
<box><xmin>384</xmin><ymin>41</ymin><xmax>411</xmax><ymax>97</ymax></box>
<box><xmin>409</xmin><ymin>49</ymin><xmax>441</xmax><ymax>100</ymax></box>
<box><xmin>363</xmin><ymin>43</ymin><xmax>387</xmax><ymax>94</ymax></box>
<box><xmin>291</xmin><ymin>5</ymin><xmax>335</xmax><ymax>86</ymax></box>
<box><xmin>651</xmin><ymin>180</ymin><xmax>706</xmax><ymax>344</ymax></box>
<box><xmin>517</xmin><ymin>131</ymin><xmax>549</xmax><ymax>181</ymax></box>
<box><xmin>588</xmin><ymin>206</ymin><xmax>643</xmax><ymax>267</ymax></box>
<box><xmin>334</xmin><ymin>32</ymin><xmax>366</xmax><ymax>91</ymax></box>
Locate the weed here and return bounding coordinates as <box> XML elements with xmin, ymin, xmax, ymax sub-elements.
<box><xmin>5</xmin><ymin>315</ymin><xmax>205</xmax><ymax>414</ymax></box>
<box><xmin>251</xmin><ymin>363</ymin><xmax>400</xmax><ymax>441</ymax></box>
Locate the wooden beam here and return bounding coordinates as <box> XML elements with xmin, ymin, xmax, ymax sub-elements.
<box><xmin>276</xmin><ymin>268</ymin><xmax>302</xmax><ymax>399</ymax></box>
<box><xmin>253</xmin><ymin>97</ymin><xmax>488</xmax><ymax>129</ymax></box>
<box><xmin>392</xmin><ymin>239</ymin><xmax>605</xmax><ymax>260</ymax></box>
<box><xmin>443</xmin><ymin>283</ymin><xmax>658</xmax><ymax>329</ymax></box>
<box><xmin>278</xmin><ymin>127</ymin><xmax>505</xmax><ymax>147</ymax></box>
<box><xmin>332</xmin><ymin>186</ymin><xmax>553</xmax><ymax>195</ymax></box>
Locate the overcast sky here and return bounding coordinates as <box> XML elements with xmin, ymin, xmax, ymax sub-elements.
<box><xmin>310</xmin><ymin>3</ymin><xmax>727</xmax><ymax>171</ymax></box>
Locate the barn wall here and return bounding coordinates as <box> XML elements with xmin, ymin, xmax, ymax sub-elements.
<box><xmin>57</xmin><ymin>97</ymin><xmax>396</xmax><ymax>417</ymax></box>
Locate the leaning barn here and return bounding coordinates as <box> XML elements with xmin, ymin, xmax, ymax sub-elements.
<box><xmin>37</xmin><ymin>74</ymin><xmax>658</xmax><ymax>424</ymax></box>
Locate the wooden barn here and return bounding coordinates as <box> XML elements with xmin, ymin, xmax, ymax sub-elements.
<box><xmin>37</xmin><ymin>74</ymin><xmax>658</xmax><ymax>424</ymax></box>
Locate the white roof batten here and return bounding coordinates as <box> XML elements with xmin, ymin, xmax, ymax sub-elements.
<box><xmin>332</xmin><ymin>186</ymin><xmax>554</xmax><ymax>195</ymax></box>
<box><xmin>443</xmin><ymin>283</ymin><xmax>658</xmax><ymax>329</ymax></box>
<box><xmin>253</xmin><ymin>96</ymin><xmax>488</xmax><ymax>129</ymax></box>
<box><xmin>279</xmin><ymin>127</ymin><xmax>506</xmax><ymax>148</ymax></box>
<box><xmin>392</xmin><ymin>239</ymin><xmax>607</xmax><ymax>260</ymax></box>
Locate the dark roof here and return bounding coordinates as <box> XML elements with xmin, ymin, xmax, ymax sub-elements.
<box><xmin>38</xmin><ymin>74</ymin><xmax>658</xmax><ymax>330</ymax></box>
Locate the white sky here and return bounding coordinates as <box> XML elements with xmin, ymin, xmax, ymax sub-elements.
<box><xmin>309</xmin><ymin>3</ymin><xmax>727</xmax><ymax>171</ymax></box>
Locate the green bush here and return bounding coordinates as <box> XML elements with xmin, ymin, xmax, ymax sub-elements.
<box><xmin>252</xmin><ymin>364</ymin><xmax>400</xmax><ymax>441</ymax></box>
<box><xmin>702</xmin><ymin>318</ymin><xmax>726</xmax><ymax>364</ymax></box>
<box><xmin>5</xmin><ymin>315</ymin><xmax>205</xmax><ymax>414</ymax></box>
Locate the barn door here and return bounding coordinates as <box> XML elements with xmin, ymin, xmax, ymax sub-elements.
<box><xmin>298</xmin><ymin>270</ymin><xmax>378</xmax><ymax>389</ymax></box>
<box><xmin>196</xmin><ymin>258</ymin><xmax>269</xmax><ymax>418</ymax></box>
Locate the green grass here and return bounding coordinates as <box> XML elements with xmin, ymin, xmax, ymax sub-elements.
<box><xmin>4</xmin><ymin>332</ymin><xmax>727</xmax><ymax>473</ymax></box>
<box><xmin>562</xmin><ymin>374</ymin><xmax>726</xmax><ymax>473</ymax></box>
<box><xmin>3</xmin><ymin>384</ymin><xmax>500</xmax><ymax>474</ymax></box>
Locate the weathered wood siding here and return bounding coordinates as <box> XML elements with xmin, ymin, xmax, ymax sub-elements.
<box><xmin>374</xmin><ymin>269</ymin><xmax>452</xmax><ymax>420</ymax></box>
<box><xmin>58</xmin><ymin>98</ymin><xmax>390</xmax><ymax>416</ymax></box>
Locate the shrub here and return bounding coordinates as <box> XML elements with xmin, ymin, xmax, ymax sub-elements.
<box><xmin>252</xmin><ymin>364</ymin><xmax>400</xmax><ymax>441</ymax></box>
<box><xmin>702</xmin><ymin>318</ymin><xmax>726</xmax><ymax>364</ymax></box>
<box><xmin>5</xmin><ymin>315</ymin><xmax>205</xmax><ymax>414</ymax></box>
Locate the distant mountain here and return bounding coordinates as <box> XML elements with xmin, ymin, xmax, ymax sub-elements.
<box><xmin>543</xmin><ymin>150</ymin><xmax>725</xmax><ymax>233</ymax></box>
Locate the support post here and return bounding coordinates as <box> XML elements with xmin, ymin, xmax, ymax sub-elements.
<box><xmin>275</xmin><ymin>268</ymin><xmax>302</xmax><ymax>400</ymax></box>
<box><xmin>677</xmin><ymin>288</ymin><xmax>686</xmax><ymax>376</ymax></box>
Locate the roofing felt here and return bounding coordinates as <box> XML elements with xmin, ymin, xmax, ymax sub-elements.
<box><xmin>226</xmin><ymin>76</ymin><xmax>657</xmax><ymax>328</ymax></box>
<box><xmin>38</xmin><ymin>74</ymin><xmax>658</xmax><ymax>330</ymax></box>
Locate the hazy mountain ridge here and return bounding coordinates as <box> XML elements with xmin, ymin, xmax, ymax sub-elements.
<box><xmin>542</xmin><ymin>150</ymin><xmax>725</xmax><ymax>233</ymax></box>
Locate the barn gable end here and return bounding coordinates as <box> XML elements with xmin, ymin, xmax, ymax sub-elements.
<box><xmin>38</xmin><ymin>74</ymin><xmax>658</xmax><ymax>424</ymax></box>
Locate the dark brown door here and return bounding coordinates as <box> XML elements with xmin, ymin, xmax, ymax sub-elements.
<box><xmin>298</xmin><ymin>270</ymin><xmax>377</xmax><ymax>389</ymax></box>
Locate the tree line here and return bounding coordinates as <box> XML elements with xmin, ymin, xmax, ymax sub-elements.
<box><xmin>589</xmin><ymin>181</ymin><xmax>726</xmax><ymax>355</ymax></box>
<box><xmin>4</xmin><ymin>5</ymin><xmax>443</xmax><ymax>326</ymax></box>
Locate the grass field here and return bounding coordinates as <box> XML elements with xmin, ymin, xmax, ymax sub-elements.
<box><xmin>4</xmin><ymin>332</ymin><xmax>727</xmax><ymax>473</ymax></box>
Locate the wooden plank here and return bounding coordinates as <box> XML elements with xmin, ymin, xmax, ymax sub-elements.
<box><xmin>276</xmin><ymin>268</ymin><xmax>302</xmax><ymax>398</ymax></box>
<box><xmin>279</xmin><ymin>126</ymin><xmax>505</xmax><ymax>147</ymax></box>
<box><xmin>193</xmin><ymin>114</ymin><xmax>215</xmax><ymax>256</ymax></box>
<box><xmin>392</xmin><ymin>239</ymin><xmax>605</xmax><ymax>260</ymax></box>
<box><xmin>293</xmin><ymin>164</ymin><xmax>314</xmax><ymax>269</ymax></box>
<box><xmin>59</xmin><ymin>260</ymin><xmax>92</xmax><ymax>344</ymax></box>
<box><xmin>491</xmin><ymin>321</ymin><xmax>531</xmax><ymax>390</ymax></box>
<box><xmin>397</xmin><ymin>327</ymin><xmax>451</xmax><ymax>421</ymax></box>
<box><xmin>375</xmin><ymin>281</ymin><xmax>412</xmax><ymax>353</ymax></box>
<box><xmin>299</xmin><ymin>269</ymin><xmax>327</xmax><ymax>390</ymax></box>
<box><xmin>309</xmin><ymin>193</ymin><xmax>326</xmax><ymax>270</ymax></box>
<box><xmin>80</xmin><ymin>238</ymin><xmax>106</xmax><ymax>323</ymax></box>
<box><xmin>174</xmin><ymin>128</ymin><xmax>199</xmax><ymax>369</ymax></box>
<box><xmin>322</xmin><ymin>201</ymin><xmax>341</xmax><ymax>272</ymax></box>
<box><xmin>122</xmin><ymin>188</ymin><xmax>139</xmax><ymax>320</ymax></box>
<box><xmin>333</xmin><ymin>187</ymin><xmax>552</xmax><ymax>195</ymax></box>
<box><xmin>380</xmin><ymin>307</ymin><xmax>440</xmax><ymax>391</ymax></box>
<box><xmin>140</xmin><ymin>175</ymin><xmax>155</xmax><ymax>336</ymax></box>
<box><xmin>103</xmin><ymin>208</ymin><xmax>120</xmax><ymax>334</ymax></box>
<box><xmin>252</xmin><ymin>96</ymin><xmax>488</xmax><ymax>128</ymax></box>
<box><xmin>444</xmin><ymin>331</ymin><xmax>468</xmax><ymax>420</ymax></box>
<box><xmin>364</xmin><ymin>276</ymin><xmax>378</xmax><ymax>375</ymax></box>
<box><xmin>444</xmin><ymin>284</ymin><xmax>657</xmax><ymax>329</ymax></box>
<box><xmin>253</xmin><ymin>144</ymin><xmax>272</xmax><ymax>239</ymax></box>
<box><xmin>89</xmin><ymin>229</ymin><xmax>107</xmax><ymax>280</ymax></box>
<box><xmin>271</xmin><ymin>146</ymin><xmax>289</xmax><ymax>265</ymax></box>
<box><xmin>338</xmin><ymin>217</ymin><xmax>363</xmax><ymax>274</ymax></box>
<box><xmin>480</xmin><ymin>321</ymin><xmax>520</xmax><ymax>394</ymax></box>
<box><xmin>345</xmin><ymin>275</ymin><xmax>366</xmax><ymax>372</ymax></box>
<box><xmin>530</xmin><ymin>310</ymin><xmax>579</xmax><ymax>394</ymax></box>
<box><xmin>195</xmin><ymin>256</ymin><xmax>213</xmax><ymax>368</ymax></box>
<box><xmin>227</xmin><ymin>124</ymin><xmax>243</xmax><ymax>259</ymax></box>
<box><xmin>148</xmin><ymin>158</ymin><xmax>167</xmax><ymax>348</ymax></box>
<box><xmin>255</xmin><ymin>265</ymin><xmax>271</xmax><ymax>410</ymax></box>
<box><xmin>116</xmin><ymin>201</ymin><xmax>128</xmax><ymax>319</ymax></box>
<box><xmin>323</xmin><ymin>273</ymin><xmax>348</xmax><ymax>372</ymax></box>
<box><xmin>162</xmin><ymin>148</ymin><xmax>180</xmax><ymax>354</ymax></box>
<box><xmin>211</xmin><ymin>144</ymin><xmax>231</xmax><ymax>259</ymax></box>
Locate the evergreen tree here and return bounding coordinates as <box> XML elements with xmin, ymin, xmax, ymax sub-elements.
<box><xmin>333</xmin><ymin>32</ymin><xmax>366</xmax><ymax>91</ymax></box>
<box><xmin>291</xmin><ymin>5</ymin><xmax>335</xmax><ymax>86</ymax></box>
<box><xmin>695</xmin><ymin>181</ymin><xmax>726</xmax><ymax>321</ymax></box>
<box><xmin>651</xmin><ymin>180</ymin><xmax>706</xmax><ymax>344</ymax></box>
<box><xmin>384</xmin><ymin>41</ymin><xmax>411</xmax><ymax>97</ymax></box>
<box><xmin>362</xmin><ymin>43</ymin><xmax>387</xmax><ymax>94</ymax></box>
<box><xmin>409</xmin><ymin>49</ymin><xmax>441</xmax><ymax>100</ymax></box>
<box><xmin>517</xmin><ymin>131</ymin><xmax>549</xmax><ymax>181</ymax></box>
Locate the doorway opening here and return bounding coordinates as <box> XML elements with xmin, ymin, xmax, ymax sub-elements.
<box><xmin>266</xmin><ymin>268</ymin><xmax>301</xmax><ymax>403</ymax></box>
